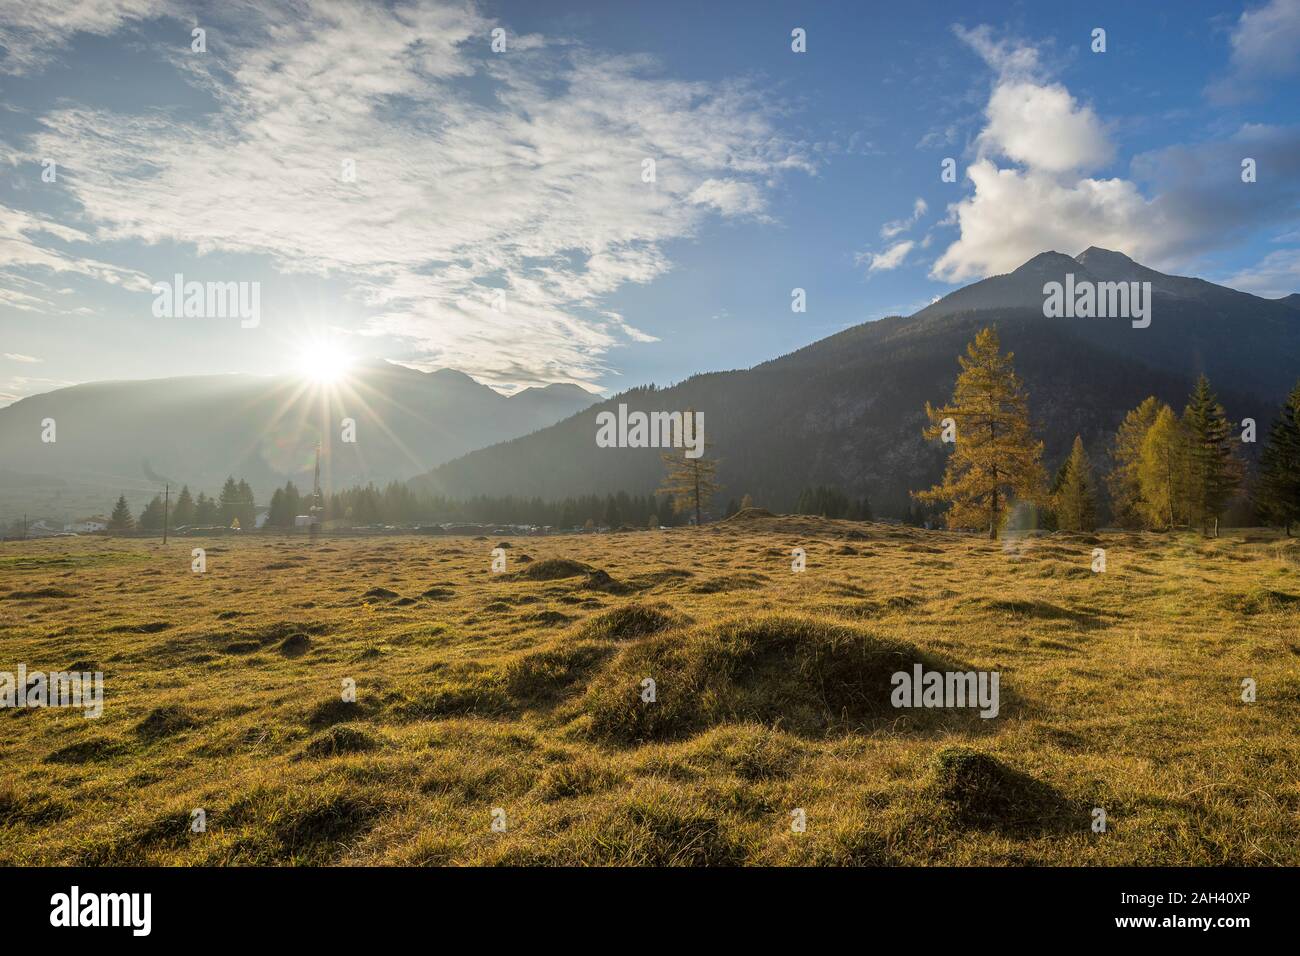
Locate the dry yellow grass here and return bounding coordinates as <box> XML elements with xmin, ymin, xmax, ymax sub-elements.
<box><xmin>1</xmin><ymin>513</ymin><xmax>1298</xmax><ymax>865</ymax></box>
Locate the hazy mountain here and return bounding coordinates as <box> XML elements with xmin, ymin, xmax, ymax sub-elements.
<box><xmin>0</xmin><ymin>360</ymin><xmax>596</xmax><ymax>514</ymax></box>
<box><xmin>413</xmin><ymin>249</ymin><xmax>1300</xmax><ymax>516</ymax></box>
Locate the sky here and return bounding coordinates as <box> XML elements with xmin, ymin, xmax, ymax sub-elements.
<box><xmin>1</xmin><ymin>0</ymin><xmax>1298</xmax><ymax>406</ymax></box>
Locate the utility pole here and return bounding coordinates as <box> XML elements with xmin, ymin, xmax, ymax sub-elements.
<box><xmin>309</xmin><ymin>442</ymin><xmax>323</xmax><ymax>543</ymax></box>
<box><xmin>163</xmin><ymin>483</ymin><xmax>170</xmax><ymax>544</ymax></box>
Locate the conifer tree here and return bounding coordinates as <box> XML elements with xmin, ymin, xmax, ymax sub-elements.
<box><xmin>657</xmin><ymin>411</ymin><xmax>720</xmax><ymax>526</ymax></box>
<box><xmin>109</xmin><ymin>494</ymin><xmax>134</xmax><ymax>532</ymax></box>
<box><xmin>1182</xmin><ymin>375</ymin><xmax>1243</xmax><ymax>536</ymax></box>
<box><xmin>914</xmin><ymin>327</ymin><xmax>1045</xmax><ymax>539</ymax></box>
<box><xmin>194</xmin><ymin>492</ymin><xmax>217</xmax><ymax>525</ymax></box>
<box><xmin>235</xmin><ymin>479</ymin><xmax>257</xmax><ymax>530</ymax></box>
<box><xmin>218</xmin><ymin>477</ymin><xmax>240</xmax><ymax>527</ymax></box>
<box><xmin>172</xmin><ymin>485</ymin><xmax>195</xmax><ymax>526</ymax></box>
<box><xmin>138</xmin><ymin>494</ymin><xmax>165</xmax><ymax>530</ymax></box>
<box><xmin>1053</xmin><ymin>435</ymin><xmax>1098</xmax><ymax>531</ymax></box>
<box><xmin>1257</xmin><ymin>380</ymin><xmax>1300</xmax><ymax>534</ymax></box>
<box><xmin>1138</xmin><ymin>406</ymin><xmax>1190</xmax><ymax>530</ymax></box>
<box><xmin>1106</xmin><ymin>397</ymin><xmax>1164</xmax><ymax>529</ymax></box>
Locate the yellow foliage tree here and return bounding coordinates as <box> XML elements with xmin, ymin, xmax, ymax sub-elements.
<box><xmin>657</xmin><ymin>409</ymin><xmax>721</xmax><ymax>526</ymax></box>
<box><xmin>1137</xmin><ymin>405</ymin><xmax>1191</xmax><ymax>529</ymax></box>
<box><xmin>1106</xmin><ymin>396</ymin><xmax>1164</xmax><ymax>529</ymax></box>
<box><xmin>914</xmin><ymin>327</ymin><xmax>1045</xmax><ymax>538</ymax></box>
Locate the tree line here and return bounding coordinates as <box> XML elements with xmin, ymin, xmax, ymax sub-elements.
<box><xmin>100</xmin><ymin>468</ymin><xmax>873</xmax><ymax>533</ymax></box>
<box><xmin>108</xmin><ymin>477</ymin><xmax>256</xmax><ymax>531</ymax></box>
<box><xmin>915</xmin><ymin>326</ymin><xmax>1300</xmax><ymax>537</ymax></box>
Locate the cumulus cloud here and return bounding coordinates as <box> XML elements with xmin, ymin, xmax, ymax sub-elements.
<box><xmin>1206</xmin><ymin>0</ymin><xmax>1300</xmax><ymax>103</ymax></box>
<box><xmin>2</xmin><ymin>0</ymin><xmax>809</xmax><ymax>390</ymax></box>
<box><xmin>931</xmin><ymin>26</ymin><xmax>1300</xmax><ymax>284</ymax></box>
<box><xmin>979</xmin><ymin>81</ymin><xmax>1112</xmax><ymax>174</ymax></box>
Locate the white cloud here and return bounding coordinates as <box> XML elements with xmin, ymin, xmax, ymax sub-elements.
<box><xmin>1222</xmin><ymin>248</ymin><xmax>1300</xmax><ymax>297</ymax></box>
<box><xmin>5</xmin><ymin>0</ymin><xmax>809</xmax><ymax>390</ymax></box>
<box><xmin>0</xmin><ymin>204</ymin><xmax>153</xmax><ymax>293</ymax></box>
<box><xmin>979</xmin><ymin>81</ymin><xmax>1112</xmax><ymax>174</ymax></box>
<box><xmin>931</xmin><ymin>26</ymin><xmax>1300</xmax><ymax>283</ymax></box>
<box><xmin>688</xmin><ymin>179</ymin><xmax>767</xmax><ymax>218</ymax></box>
<box><xmin>1207</xmin><ymin>0</ymin><xmax>1300</xmax><ymax>103</ymax></box>
<box><xmin>3</xmin><ymin>352</ymin><xmax>41</xmax><ymax>362</ymax></box>
<box><xmin>880</xmin><ymin>198</ymin><xmax>928</xmax><ymax>239</ymax></box>
<box><xmin>0</xmin><ymin>0</ymin><xmax>165</xmax><ymax>74</ymax></box>
<box><xmin>863</xmin><ymin>239</ymin><xmax>914</xmax><ymax>272</ymax></box>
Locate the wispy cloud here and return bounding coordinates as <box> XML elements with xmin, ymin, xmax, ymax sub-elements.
<box><xmin>0</xmin><ymin>205</ymin><xmax>153</xmax><ymax>294</ymax></box>
<box><xmin>861</xmin><ymin>239</ymin><xmax>915</xmax><ymax>273</ymax></box>
<box><xmin>3</xmin><ymin>352</ymin><xmax>42</xmax><ymax>362</ymax></box>
<box><xmin>880</xmin><ymin>198</ymin><xmax>928</xmax><ymax>239</ymax></box>
<box><xmin>0</xmin><ymin>0</ymin><xmax>165</xmax><ymax>74</ymax></box>
<box><xmin>1222</xmin><ymin>248</ymin><xmax>1300</xmax><ymax>298</ymax></box>
<box><xmin>1206</xmin><ymin>0</ymin><xmax>1300</xmax><ymax>104</ymax></box>
<box><xmin>3</xmin><ymin>0</ymin><xmax>810</xmax><ymax>390</ymax></box>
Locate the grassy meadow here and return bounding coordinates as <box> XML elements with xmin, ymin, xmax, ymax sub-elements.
<box><xmin>1</xmin><ymin>512</ymin><xmax>1298</xmax><ymax>866</ymax></box>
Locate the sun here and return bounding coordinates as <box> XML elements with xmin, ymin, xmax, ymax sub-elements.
<box><xmin>297</xmin><ymin>343</ymin><xmax>353</xmax><ymax>384</ymax></box>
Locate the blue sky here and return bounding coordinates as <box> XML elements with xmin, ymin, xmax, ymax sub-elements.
<box><xmin>1</xmin><ymin>0</ymin><xmax>1298</xmax><ymax>405</ymax></box>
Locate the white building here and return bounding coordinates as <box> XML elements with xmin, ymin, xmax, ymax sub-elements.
<box><xmin>66</xmin><ymin>517</ymin><xmax>108</xmax><ymax>533</ymax></box>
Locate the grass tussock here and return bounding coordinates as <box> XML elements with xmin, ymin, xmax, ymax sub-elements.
<box><xmin>580</xmin><ymin>613</ymin><xmax>973</xmax><ymax>744</ymax></box>
<box><xmin>2</xmin><ymin>518</ymin><xmax>1298</xmax><ymax>865</ymax></box>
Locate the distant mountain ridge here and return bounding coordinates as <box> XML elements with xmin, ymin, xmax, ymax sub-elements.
<box><xmin>0</xmin><ymin>361</ymin><xmax>597</xmax><ymax>508</ymax></box>
<box><xmin>412</xmin><ymin>249</ymin><xmax>1300</xmax><ymax>516</ymax></box>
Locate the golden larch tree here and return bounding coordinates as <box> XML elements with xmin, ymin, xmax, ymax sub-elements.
<box><xmin>1053</xmin><ymin>435</ymin><xmax>1098</xmax><ymax>531</ymax></box>
<box><xmin>1105</xmin><ymin>396</ymin><xmax>1164</xmax><ymax>529</ymax></box>
<box><xmin>914</xmin><ymin>327</ymin><xmax>1045</xmax><ymax>538</ymax></box>
<box><xmin>657</xmin><ymin>409</ymin><xmax>721</xmax><ymax>526</ymax></box>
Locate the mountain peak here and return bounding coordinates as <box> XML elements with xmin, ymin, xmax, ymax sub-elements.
<box><xmin>1005</xmin><ymin>251</ymin><xmax>1091</xmax><ymax>283</ymax></box>
<box><xmin>1072</xmin><ymin>246</ymin><xmax>1173</xmax><ymax>285</ymax></box>
<box><xmin>1017</xmin><ymin>250</ymin><xmax>1080</xmax><ymax>270</ymax></box>
<box><xmin>1075</xmin><ymin>246</ymin><xmax>1135</xmax><ymax>266</ymax></box>
<box><xmin>427</xmin><ymin>368</ymin><xmax>484</xmax><ymax>387</ymax></box>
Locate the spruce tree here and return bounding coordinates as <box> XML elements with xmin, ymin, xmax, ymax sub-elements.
<box><xmin>194</xmin><ymin>492</ymin><xmax>217</xmax><ymax>525</ymax></box>
<box><xmin>1257</xmin><ymin>380</ymin><xmax>1300</xmax><ymax>534</ymax></box>
<box><xmin>218</xmin><ymin>477</ymin><xmax>240</xmax><ymax>527</ymax></box>
<box><xmin>1182</xmin><ymin>375</ymin><xmax>1243</xmax><ymax>536</ymax></box>
<box><xmin>914</xmin><ymin>327</ymin><xmax>1045</xmax><ymax>538</ymax></box>
<box><xmin>138</xmin><ymin>494</ymin><xmax>165</xmax><ymax>530</ymax></box>
<box><xmin>173</xmin><ymin>485</ymin><xmax>195</xmax><ymax>526</ymax></box>
<box><xmin>109</xmin><ymin>494</ymin><xmax>134</xmax><ymax>532</ymax></box>
<box><xmin>235</xmin><ymin>479</ymin><xmax>257</xmax><ymax>530</ymax></box>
